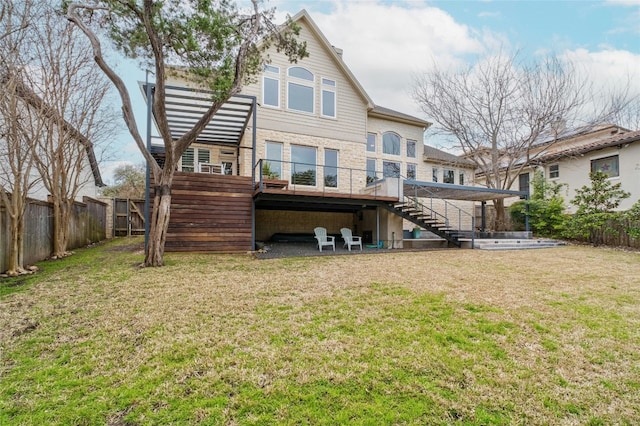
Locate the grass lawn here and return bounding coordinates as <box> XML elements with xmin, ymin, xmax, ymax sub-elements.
<box><xmin>1</xmin><ymin>238</ymin><xmax>639</xmax><ymax>425</ymax></box>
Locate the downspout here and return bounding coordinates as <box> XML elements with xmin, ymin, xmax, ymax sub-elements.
<box><xmin>525</xmin><ymin>194</ymin><xmax>530</xmax><ymax>235</ymax></box>
<box><xmin>251</xmin><ymin>97</ymin><xmax>257</xmax><ymax>250</ymax></box>
<box><xmin>144</xmin><ymin>75</ymin><xmax>153</xmax><ymax>251</ymax></box>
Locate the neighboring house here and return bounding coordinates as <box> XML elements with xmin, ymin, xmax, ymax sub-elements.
<box><xmin>151</xmin><ymin>9</ymin><xmax>517</xmax><ymax>251</ymax></box>
<box><xmin>499</xmin><ymin>124</ymin><xmax>640</xmax><ymax>212</ymax></box>
<box><xmin>0</xmin><ymin>81</ymin><xmax>105</xmax><ymax>202</ymax></box>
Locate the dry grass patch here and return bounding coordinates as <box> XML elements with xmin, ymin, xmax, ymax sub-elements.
<box><xmin>1</xmin><ymin>239</ymin><xmax>639</xmax><ymax>424</ymax></box>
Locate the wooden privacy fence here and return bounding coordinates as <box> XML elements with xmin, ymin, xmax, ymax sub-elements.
<box><xmin>576</xmin><ymin>218</ymin><xmax>640</xmax><ymax>249</ymax></box>
<box><xmin>0</xmin><ymin>196</ymin><xmax>107</xmax><ymax>272</ymax></box>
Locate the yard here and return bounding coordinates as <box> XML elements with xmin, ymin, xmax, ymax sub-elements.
<box><xmin>1</xmin><ymin>238</ymin><xmax>639</xmax><ymax>425</ymax></box>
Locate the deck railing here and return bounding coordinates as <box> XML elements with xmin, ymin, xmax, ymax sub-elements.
<box><xmin>253</xmin><ymin>159</ymin><xmax>402</xmax><ymax>200</ymax></box>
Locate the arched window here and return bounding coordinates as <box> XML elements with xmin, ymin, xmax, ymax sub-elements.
<box><xmin>382</xmin><ymin>132</ymin><xmax>401</xmax><ymax>155</ymax></box>
<box><xmin>287</xmin><ymin>67</ymin><xmax>314</xmax><ymax>113</ymax></box>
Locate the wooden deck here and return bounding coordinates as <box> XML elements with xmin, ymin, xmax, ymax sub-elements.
<box><xmin>163</xmin><ymin>172</ymin><xmax>397</xmax><ymax>252</ymax></box>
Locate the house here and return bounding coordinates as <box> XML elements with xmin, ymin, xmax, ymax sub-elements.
<box><xmin>0</xmin><ymin>78</ymin><xmax>105</xmax><ymax>202</ymax></box>
<box><xmin>150</xmin><ymin>10</ymin><xmax>520</xmax><ymax>252</ymax></box>
<box><xmin>499</xmin><ymin>124</ymin><xmax>640</xmax><ymax>213</ymax></box>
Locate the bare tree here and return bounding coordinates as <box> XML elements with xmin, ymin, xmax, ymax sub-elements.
<box><xmin>16</xmin><ymin>8</ymin><xmax>116</xmax><ymax>258</ymax></box>
<box><xmin>101</xmin><ymin>163</ymin><xmax>146</xmax><ymax>199</ymax></box>
<box><xmin>67</xmin><ymin>0</ymin><xmax>307</xmax><ymax>266</ymax></box>
<box><xmin>413</xmin><ymin>51</ymin><xmax>590</xmax><ymax>230</ymax></box>
<box><xmin>0</xmin><ymin>0</ymin><xmax>42</xmax><ymax>275</ymax></box>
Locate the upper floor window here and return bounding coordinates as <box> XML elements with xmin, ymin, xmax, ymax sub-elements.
<box><xmin>321</xmin><ymin>78</ymin><xmax>336</xmax><ymax>118</ymax></box>
<box><xmin>406</xmin><ymin>140</ymin><xmax>416</xmax><ymax>158</ymax></box>
<box><xmin>432</xmin><ymin>167</ymin><xmax>438</xmax><ymax>182</ymax></box>
<box><xmin>382</xmin><ymin>132</ymin><xmax>401</xmax><ymax>155</ymax></box>
<box><xmin>262</xmin><ymin>65</ymin><xmax>280</xmax><ymax>108</ymax></box>
<box><xmin>549</xmin><ymin>164</ymin><xmax>559</xmax><ymax>179</ymax></box>
<box><xmin>287</xmin><ymin>66</ymin><xmax>314</xmax><ymax>113</ymax></box>
<box><xmin>406</xmin><ymin>163</ymin><xmax>416</xmax><ymax>180</ymax></box>
<box><xmin>367</xmin><ymin>133</ymin><xmax>376</xmax><ymax>152</ymax></box>
<box><xmin>459</xmin><ymin>171</ymin><xmax>465</xmax><ymax>186</ymax></box>
<box><xmin>519</xmin><ymin>173</ymin><xmax>530</xmax><ymax>194</ymax></box>
<box><xmin>591</xmin><ymin>155</ymin><xmax>619</xmax><ymax>178</ymax></box>
<box><xmin>443</xmin><ymin>169</ymin><xmax>455</xmax><ymax>184</ymax></box>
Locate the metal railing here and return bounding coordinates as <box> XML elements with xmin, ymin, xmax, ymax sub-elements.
<box><xmin>403</xmin><ymin>180</ymin><xmax>476</xmax><ymax>247</ymax></box>
<box><xmin>253</xmin><ymin>159</ymin><xmax>403</xmax><ymax>200</ymax></box>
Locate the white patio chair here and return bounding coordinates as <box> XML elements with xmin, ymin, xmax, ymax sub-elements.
<box><xmin>340</xmin><ymin>228</ymin><xmax>362</xmax><ymax>251</ymax></box>
<box><xmin>314</xmin><ymin>227</ymin><xmax>335</xmax><ymax>252</ymax></box>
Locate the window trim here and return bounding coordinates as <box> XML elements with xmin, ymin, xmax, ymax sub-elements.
<box><xmin>262</xmin><ymin>65</ymin><xmax>280</xmax><ymax>108</ymax></box>
<box><xmin>406</xmin><ymin>140</ymin><xmax>417</xmax><ymax>158</ymax></box>
<box><xmin>324</xmin><ymin>148</ymin><xmax>339</xmax><ymax>188</ymax></box>
<box><xmin>443</xmin><ymin>169</ymin><xmax>455</xmax><ymax>184</ymax></box>
<box><xmin>591</xmin><ymin>155</ymin><xmax>619</xmax><ymax>178</ymax></box>
<box><xmin>366</xmin><ymin>158</ymin><xmax>377</xmax><ymax>183</ymax></box>
<box><xmin>382</xmin><ymin>132</ymin><xmax>401</xmax><ymax>156</ymax></box>
<box><xmin>406</xmin><ymin>163</ymin><xmax>417</xmax><ymax>180</ymax></box>
<box><xmin>321</xmin><ymin>77</ymin><xmax>336</xmax><ymax>118</ymax></box>
<box><xmin>290</xmin><ymin>144</ymin><xmax>317</xmax><ymax>186</ymax></box>
<box><xmin>287</xmin><ymin>66</ymin><xmax>315</xmax><ymax>114</ymax></box>
<box><xmin>366</xmin><ymin>133</ymin><xmax>376</xmax><ymax>153</ymax></box>
<box><xmin>382</xmin><ymin>160</ymin><xmax>401</xmax><ymax>178</ymax></box>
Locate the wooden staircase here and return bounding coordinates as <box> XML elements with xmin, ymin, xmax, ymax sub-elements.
<box><xmin>384</xmin><ymin>196</ymin><xmax>464</xmax><ymax>247</ymax></box>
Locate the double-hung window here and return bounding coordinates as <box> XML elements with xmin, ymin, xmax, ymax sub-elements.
<box><xmin>407</xmin><ymin>140</ymin><xmax>416</xmax><ymax>158</ymax></box>
<box><xmin>406</xmin><ymin>163</ymin><xmax>416</xmax><ymax>179</ymax></box>
<box><xmin>321</xmin><ymin>78</ymin><xmax>336</xmax><ymax>118</ymax></box>
<box><xmin>287</xmin><ymin>67</ymin><xmax>314</xmax><ymax>114</ymax></box>
<box><xmin>549</xmin><ymin>164</ymin><xmax>559</xmax><ymax>179</ymax></box>
<box><xmin>367</xmin><ymin>133</ymin><xmax>376</xmax><ymax>153</ymax></box>
<box><xmin>263</xmin><ymin>65</ymin><xmax>280</xmax><ymax>108</ymax></box>
<box><xmin>432</xmin><ymin>167</ymin><xmax>438</xmax><ymax>182</ymax></box>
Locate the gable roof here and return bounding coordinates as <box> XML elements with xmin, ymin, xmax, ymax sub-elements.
<box><xmin>533</xmin><ymin>129</ymin><xmax>640</xmax><ymax>164</ymax></box>
<box><xmin>423</xmin><ymin>145</ymin><xmax>476</xmax><ymax>168</ymax></box>
<box><xmin>369</xmin><ymin>106</ymin><xmax>431</xmax><ymax>128</ymax></box>
<box><xmin>8</xmin><ymin>78</ymin><xmax>104</xmax><ymax>187</ymax></box>
<box><xmin>291</xmin><ymin>10</ymin><xmax>374</xmax><ymax>109</ymax></box>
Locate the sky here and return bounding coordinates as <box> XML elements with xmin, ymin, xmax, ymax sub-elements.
<box><xmin>101</xmin><ymin>0</ymin><xmax>640</xmax><ymax>184</ymax></box>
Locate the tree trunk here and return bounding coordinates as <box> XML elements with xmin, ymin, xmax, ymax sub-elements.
<box><xmin>144</xmin><ymin>172</ymin><xmax>174</xmax><ymax>267</ymax></box>
<box><xmin>7</xmin><ymin>212</ymin><xmax>24</xmax><ymax>276</ymax></box>
<box><xmin>51</xmin><ymin>200</ymin><xmax>71</xmax><ymax>258</ymax></box>
<box><xmin>492</xmin><ymin>198</ymin><xmax>507</xmax><ymax>232</ymax></box>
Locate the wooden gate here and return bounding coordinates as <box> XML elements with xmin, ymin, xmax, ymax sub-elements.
<box><xmin>113</xmin><ymin>198</ymin><xmax>145</xmax><ymax>236</ymax></box>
